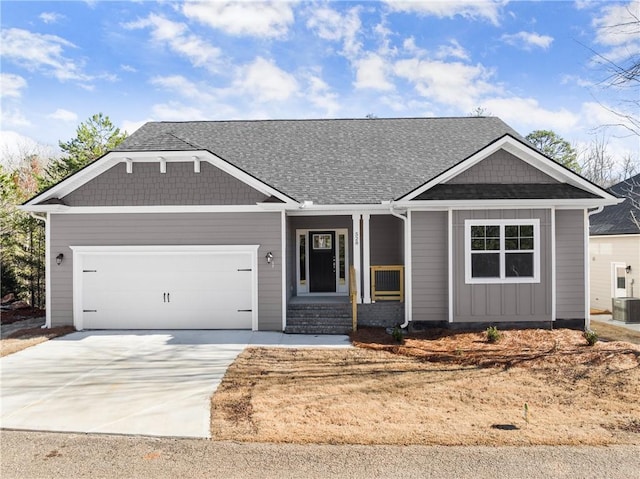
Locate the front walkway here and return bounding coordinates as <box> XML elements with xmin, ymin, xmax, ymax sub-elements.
<box><xmin>0</xmin><ymin>330</ymin><xmax>350</xmax><ymax>438</ymax></box>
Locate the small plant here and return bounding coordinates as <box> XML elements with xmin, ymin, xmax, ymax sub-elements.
<box><xmin>583</xmin><ymin>329</ymin><xmax>599</xmax><ymax>346</ymax></box>
<box><xmin>486</xmin><ymin>326</ymin><xmax>501</xmax><ymax>343</ymax></box>
<box><xmin>523</xmin><ymin>403</ymin><xmax>530</xmax><ymax>424</ymax></box>
<box><xmin>391</xmin><ymin>326</ymin><xmax>404</xmax><ymax>343</ymax></box>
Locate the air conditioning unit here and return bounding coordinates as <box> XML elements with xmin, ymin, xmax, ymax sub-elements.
<box><xmin>612</xmin><ymin>297</ymin><xmax>640</xmax><ymax>323</ymax></box>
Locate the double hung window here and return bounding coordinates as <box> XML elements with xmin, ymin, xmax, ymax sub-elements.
<box><xmin>465</xmin><ymin>219</ymin><xmax>540</xmax><ymax>283</ymax></box>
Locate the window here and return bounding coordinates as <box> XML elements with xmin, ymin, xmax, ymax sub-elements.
<box><xmin>465</xmin><ymin>219</ymin><xmax>540</xmax><ymax>284</ymax></box>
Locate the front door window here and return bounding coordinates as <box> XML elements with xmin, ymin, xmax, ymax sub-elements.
<box><xmin>613</xmin><ymin>263</ymin><xmax>627</xmax><ymax>298</ymax></box>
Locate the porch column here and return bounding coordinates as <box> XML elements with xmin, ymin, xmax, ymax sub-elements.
<box><xmin>362</xmin><ymin>213</ymin><xmax>371</xmax><ymax>304</ymax></box>
<box><xmin>352</xmin><ymin>213</ymin><xmax>362</xmax><ymax>303</ymax></box>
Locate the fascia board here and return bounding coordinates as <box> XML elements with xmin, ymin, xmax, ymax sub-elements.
<box><xmin>396</xmin><ymin>198</ymin><xmax>622</xmax><ymax>210</ymax></box>
<box><xmin>399</xmin><ymin>135</ymin><xmax>619</xmax><ymax>202</ymax></box>
<box><xmin>23</xmin><ymin>150</ymin><xmax>297</xmax><ymax>207</ymax></box>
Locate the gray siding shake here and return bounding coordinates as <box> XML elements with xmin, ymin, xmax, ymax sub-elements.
<box><xmin>61</xmin><ymin>162</ymin><xmax>268</xmax><ymax>206</ymax></box>
<box><xmin>555</xmin><ymin>210</ymin><xmax>586</xmax><ymax>319</ymax></box>
<box><xmin>452</xmin><ymin>209</ymin><xmax>552</xmax><ymax>323</ymax></box>
<box><xmin>447</xmin><ymin>150</ymin><xmax>557</xmax><ymax>184</ymax></box>
<box><xmin>411</xmin><ymin>211</ymin><xmax>448</xmax><ymax>322</ymax></box>
<box><xmin>50</xmin><ymin>212</ymin><xmax>282</xmax><ymax>330</ymax></box>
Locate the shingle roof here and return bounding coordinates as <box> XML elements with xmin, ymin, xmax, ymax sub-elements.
<box><xmin>415</xmin><ymin>183</ymin><xmax>600</xmax><ymax>200</ymax></box>
<box><xmin>115</xmin><ymin>117</ymin><xmax>524</xmax><ymax>204</ymax></box>
<box><xmin>590</xmin><ymin>173</ymin><xmax>640</xmax><ymax>235</ymax></box>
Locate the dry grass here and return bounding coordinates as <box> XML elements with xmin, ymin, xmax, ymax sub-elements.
<box><xmin>0</xmin><ymin>326</ymin><xmax>76</xmax><ymax>357</ymax></box>
<box><xmin>590</xmin><ymin>319</ymin><xmax>640</xmax><ymax>345</ymax></box>
<box><xmin>211</xmin><ymin>328</ymin><xmax>640</xmax><ymax>446</ymax></box>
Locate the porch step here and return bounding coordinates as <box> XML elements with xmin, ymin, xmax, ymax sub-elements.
<box><xmin>286</xmin><ymin>303</ymin><xmax>353</xmax><ymax>335</ymax></box>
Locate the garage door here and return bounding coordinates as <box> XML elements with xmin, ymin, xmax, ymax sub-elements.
<box><xmin>73</xmin><ymin>246</ymin><xmax>257</xmax><ymax>330</ymax></box>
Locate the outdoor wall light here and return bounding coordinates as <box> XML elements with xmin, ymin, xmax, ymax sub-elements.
<box><xmin>265</xmin><ymin>252</ymin><xmax>273</xmax><ymax>264</ymax></box>
<box><xmin>626</xmin><ymin>265</ymin><xmax>632</xmax><ymax>274</ymax></box>
<box><xmin>56</xmin><ymin>253</ymin><xmax>64</xmax><ymax>266</ymax></box>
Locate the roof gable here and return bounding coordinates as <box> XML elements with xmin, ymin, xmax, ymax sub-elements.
<box><xmin>590</xmin><ymin>174</ymin><xmax>640</xmax><ymax>235</ymax></box>
<box><xmin>400</xmin><ymin>135</ymin><xmax>618</xmax><ymax>204</ymax></box>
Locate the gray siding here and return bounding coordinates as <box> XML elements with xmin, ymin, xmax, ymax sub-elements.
<box><xmin>453</xmin><ymin>209</ymin><xmax>552</xmax><ymax>323</ymax></box>
<box><xmin>447</xmin><ymin>149</ymin><xmax>557</xmax><ymax>184</ymax></box>
<box><xmin>411</xmin><ymin>211</ymin><xmax>448</xmax><ymax>321</ymax></box>
<box><xmin>50</xmin><ymin>212</ymin><xmax>282</xmax><ymax>330</ymax></box>
<box><xmin>556</xmin><ymin>210</ymin><xmax>586</xmax><ymax>318</ymax></box>
<box><xmin>370</xmin><ymin>215</ymin><xmax>403</xmax><ymax>265</ymax></box>
<box><xmin>61</xmin><ymin>162</ymin><xmax>268</xmax><ymax>206</ymax></box>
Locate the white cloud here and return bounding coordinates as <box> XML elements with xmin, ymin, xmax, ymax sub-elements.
<box><xmin>120</xmin><ymin>64</ymin><xmax>137</xmax><ymax>73</ymax></box>
<box><xmin>0</xmin><ymin>108</ymin><xmax>31</xmax><ymax>128</ymax></box>
<box><xmin>393</xmin><ymin>58</ymin><xmax>499</xmax><ymax>111</ymax></box>
<box><xmin>0</xmin><ymin>28</ymin><xmax>91</xmax><ymax>82</ymax></box>
<box><xmin>482</xmin><ymin>97</ymin><xmax>580</xmax><ymax>132</ymax></box>
<box><xmin>182</xmin><ymin>0</ymin><xmax>295</xmax><ymax>38</ymax></box>
<box><xmin>39</xmin><ymin>12</ymin><xmax>64</xmax><ymax>24</ymax></box>
<box><xmin>581</xmin><ymin>100</ymin><xmax>638</xmax><ymax>136</ymax></box>
<box><xmin>124</xmin><ymin>14</ymin><xmax>221</xmax><ymax>71</ymax></box>
<box><xmin>152</xmin><ymin>102</ymin><xmax>208</xmax><ymax>121</ymax></box>
<box><xmin>354</xmin><ymin>54</ymin><xmax>394</xmax><ymax>91</ymax></box>
<box><xmin>306</xmin><ymin>6</ymin><xmax>362</xmax><ymax>59</ymax></box>
<box><xmin>384</xmin><ymin>0</ymin><xmax>506</xmax><ymax>26</ymax></box>
<box><xmin>48</xmin><ymin>108</ymin><xmax>78</xmax><ymax>122</ymax></box>
<box><xmin>234</xmin><ymin>57</ymin><xmax>298</xmax><ymax>102</ymax></box>
<box><xmin>501</xmin><ymin>31</ymin><xmax>554</xmax><ymax>50</ymax></box>
<box><xmin>304</xmin><ymin>71</ymin><xmax>341</xmax><ymax>116</ymax></box>
<box><xmin>150</xmin><ymin>75</ymin><xmax>217</xmax><ymax>103</ymax></box>
<box><xmin>591</xmin><ymin>2</ymin><xmax>640</xmax><ymax>64</ymax></box>
<box><xmin>436</xmin><ymin>39</ymin><xmax>470</xmax><ymax>60</ymax></box>
<box><xmin>0</xmin><ymin>73</ymin><xmax>27</xmax><ymax>98</ymax></box>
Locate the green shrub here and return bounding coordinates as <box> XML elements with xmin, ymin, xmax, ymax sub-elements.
<box><xmin>486</xmin><ymin>326</ymin><xmax>501</xmax><ymax>343</ymax></box>
<box><xmin>583</xmin><ymin>329</ymin><xmax>599</xmax><ymax>346</ymax></box>
<box><xmin>391</xmin><ymin>326</ymin><xmax>404</xmax><ymax>343</ymax></box>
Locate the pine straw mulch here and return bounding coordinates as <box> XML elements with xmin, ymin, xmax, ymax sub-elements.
<box><xmin>211</xmin><ymin>328</ymin><xmax>640</xmax><ymax>446</ymax></box>
<box><xmin>350</xmin><ymin>327</ymin><xmax>640</xmax><ymax>370</ymax></box>
<box><xmin>0</xmin><ymin>326</ymin><xmax>76</xmax><ymax>357</ymax></box>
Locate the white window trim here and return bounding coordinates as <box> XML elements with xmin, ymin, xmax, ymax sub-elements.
<box><xmin>295</xmin><ymin>228</ymin><xmax>349</xmax><ymax>295</ymax></box>
<box><xmin>464</xmin><ymin>219</ymin><xmax>540</xmax><ymax>284</ymax></box>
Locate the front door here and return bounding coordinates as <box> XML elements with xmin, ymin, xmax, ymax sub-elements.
<box><xmin>309</xmin><ymin>231</ymin><xmax>336</xmax><ymax>292</ymax></box>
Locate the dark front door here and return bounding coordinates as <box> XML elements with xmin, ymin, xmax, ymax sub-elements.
<box><xmin>309</xmin><ymin>231</ymin><xmax>336</xmax><ymax>293</ymax></box>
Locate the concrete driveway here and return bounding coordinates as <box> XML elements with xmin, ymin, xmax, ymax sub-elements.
<box><xmin>0</xmin><ymin>330</ymin><xmax>350</xmax><ymax>438</ymax></box>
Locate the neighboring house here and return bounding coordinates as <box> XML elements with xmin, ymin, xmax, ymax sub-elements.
<box><xmin>589</xmin><ymin>173</ymin><xmax>640</xmax><ymax>312</ymax></box>
<box><xmin>22</xmin><ymin>117</ymin><xmax>619</xmax><ymax>333</ymax></box>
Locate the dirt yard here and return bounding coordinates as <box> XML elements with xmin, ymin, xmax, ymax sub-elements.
<box><xmin>211</xmin><ymin>328</ymin><xmax>640</xmax><ymax>446</ymax></box>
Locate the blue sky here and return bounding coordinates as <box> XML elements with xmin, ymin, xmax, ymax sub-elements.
<box><xmin>1</xmin><ymin>0</ymin><xmax>638</xmax><ymax>167</ymax></box>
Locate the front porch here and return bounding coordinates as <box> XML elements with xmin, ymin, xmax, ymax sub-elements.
<box><xmin>285</xmin><ymin>212</ymin><xmax>406</xmax><ymax>334</ymax></box>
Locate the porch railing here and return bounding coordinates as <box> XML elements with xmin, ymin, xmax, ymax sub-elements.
<box><xmin>350</xmin><ymin>265</ymin><xmax>357</xmax><ymax>331</ymax></box>
<box><xmin>371</xmin><ymin>265</ymin><xmax>404</xmax><ymax>302</ymax></box>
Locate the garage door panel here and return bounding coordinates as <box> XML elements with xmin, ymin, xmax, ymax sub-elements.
<box><xmin>78</xmin><ymin>250</ymin><xmax>255</xmax><ymax>330</ymax></box>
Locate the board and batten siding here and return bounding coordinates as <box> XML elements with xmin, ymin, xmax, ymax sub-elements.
<box><xmin>411</xmin><ymin>211</ymin><xmax>448</xmax><ymax>321</ymax></box>
<box><xmin>555</xmin><ymin>210</ymin><xmax>587</xmax><ymax>319</ymax></box>
<box><xmin>452</xmin><ymin>209</ymin><xmax>552</xmax><ymax>323</ymax></box>
<box><xmin>50</xmin><ymin>212</ymin><xmax>282</xmax><ymax>330</ymax></box>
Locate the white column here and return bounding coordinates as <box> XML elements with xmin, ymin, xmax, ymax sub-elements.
<box><xmin>352</xmin><ymin>214</ymin><xmax>362</xmax><ymax>303</ymax></box>
<box><xmin>362</xmin><ymin>213</ymin><xmax>371</xmax><ymax>303</ymax></box>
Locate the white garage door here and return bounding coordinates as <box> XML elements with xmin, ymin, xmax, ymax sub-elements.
<box><xmin>74</xmin><ymin>246</ymin><xmax>257</xmax><ymax>330</ymax></box>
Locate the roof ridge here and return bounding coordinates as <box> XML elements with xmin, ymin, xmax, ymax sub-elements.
<box><xmin>149</xmin><ymin>116</ymin><xmax>500</xmax><ymax>125</ymax></box>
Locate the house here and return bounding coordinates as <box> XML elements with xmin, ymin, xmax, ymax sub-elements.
<box><xmin>22</xmin><ymin>117</ymin><xmax>620</xmax><ymax>333</ymax></box>
<box><xmin>589</xmin><ymin>173</ymin><xmax>640</xmax><ymax>312</ymax></box>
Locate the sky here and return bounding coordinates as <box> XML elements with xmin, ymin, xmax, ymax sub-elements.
<box><xmin>1</xmin><ymin>0</ymin><xmax>638</xmax><ymax>168</ymax></box>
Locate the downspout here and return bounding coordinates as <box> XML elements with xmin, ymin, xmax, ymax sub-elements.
<box><xmin>28</xmin><ymin>212</ymin><xmax>50</xmax><ymax>329</ymax></box>
<box><xmin>389</xmin><ymin>202</ymin><xmax>410</xmax><ymax>329</ymax></box>
<box><xmin>585</xmin><ymin>206</ymin><xmax>605</xmax><ymax>330</ymax></box>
